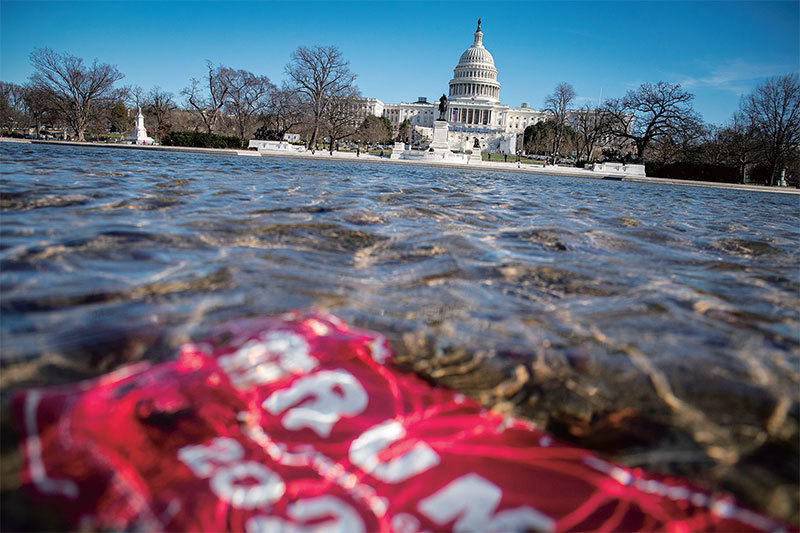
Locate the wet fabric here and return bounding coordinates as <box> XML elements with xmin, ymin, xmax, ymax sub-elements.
<box><xmin>13</xmin><ymin>310</ymin><xmax>785</xmax><ymax>532</ymax></box>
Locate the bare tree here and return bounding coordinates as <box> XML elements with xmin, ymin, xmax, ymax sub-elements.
<box><xmin>323</xmin><ymin>87</ymin><xmax>361</xmax><ymax>153</ymax></box>
<box><xmin>169</xmin><ymin>108</ymin><xmax>203</xmax><ymax>133</ymax></box>
<box><xmin>544</xmin><ymin>82</ymin><xmax>576</xmax><ymax>162</ymax></box>
<box><xmin>740</xmin><ymin>73</ymin><xmax>800</xmax><ymax>185</ymax></box>
<box><xmin>696</xmin><ymin>125</ymin><xmax>726</xmax><ymax>166</ymax></box>
<box><xmin>601</xmin><ymin>81</ymin><xmax>699</xmax><ymax>163</ymax></box>
<box><xmin>256</xmin><ymin>84</ymin><xmax>306</xmax><ymax>141</ymax></box>
<box><xmin>226</xmin><ymin>69</ymin><xmax>275</xmax><ymax>145</ymax></box>
<box><xmin>284</xmin><ymin>45</ymin><xmax>357</xmax><ymax>149</ymax></box>
<box><xmin>646</xmin><ymin>117</ymin><xmax>707</xmax><ymax>163</ymax></box>
<box><xmin>22</xmin><ymin>84</ymin><xmax>59</xmax><ymax>135</ymax></box>
<box><xmin>0</xmin><ymin>82</ymin><xmax>27</xmax><ymax>131</ymax></box>
<box><xmin>182</xmin><ymin>61</ymin><xmax>234</xmax><ymax>134</ymax></box>
<box><xmin>145</xmin><ymin>86</ymin><xmax>176</xmax><ymax>138</ymax></box>
<box><xmin>715</xmin><ymin>113</ymin><xmax>760</xmax><ymax>183</ymax></box>
<box><xmin>129</xmin><ymin>85</ymin><xmax>145</xmax><ymax>109</ymax></box>
<box><xmin>28</xmin><ymin>48</ymin><xmax>124</xmax><ymax>141</ymax></box>
<box><xmin>573</xmin><ymin>105</ymin><xmax>607</xmax><ymax>162</ymax></box>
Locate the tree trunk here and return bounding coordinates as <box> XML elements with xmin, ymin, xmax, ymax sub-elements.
<box><xmin>309</xmin><ymin>124</ymin><xmax>319</xmax><ymax>150</ymax></box>
<box><xmin>238</xmin><ymin>120</ymin><xmax>246</xmax><ymax>146</ymax></box>
<box><xmin>551</xmin><ymin>128</ymin><xmax>561</xmax><ymax>162</ymax></box>
<box><xmin>200</xmin><ymin>111</ymin><xmax>213</xmax><ymax>134</ymax></box>
<box><xmin>74</xmin><ymin>116</ymin><xmax>86</xmax><ymax>142</ymax></box>
<box><xmin>635</xmin><ymin>140</ymin><xmax>646</xmax><ymax>163</ymax></box>
<box><xmin>768</xmin><ymin>161</ymin><xmax>777</xmax><ymax>186</ymax></box>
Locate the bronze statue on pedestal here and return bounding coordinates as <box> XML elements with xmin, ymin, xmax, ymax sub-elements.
<box><xmin>438</xmin><ymin>94</ymin><xmax>448</xmax><ymax>121</ymax></box>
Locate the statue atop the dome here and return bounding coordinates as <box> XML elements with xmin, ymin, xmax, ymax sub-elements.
<box><xmin>438</xmin><ymin>94</ymin><xmax>448</xmax><ymax>120</ymax></box>
<box><xmin>473</xmin><ymin>18</ymin><xmax>484</xmax><ymax>47</ymax></box>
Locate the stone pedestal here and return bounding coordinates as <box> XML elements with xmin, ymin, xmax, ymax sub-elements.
<box><xmin>592</xmin><ymin>162</ymin><xmax>646</xmax><ymax>176</ymax></box>
<box><xmin>428</xmin><ymin>121</ymin><xmax>451</xmax><ymax>153</ymax></box>
<box><xmin>390</xmin><ymin>141</ymin><xmax>405</xmax><ymax>160</ymax></box>
<box><xmin>248</xmin><ymin>140</ymin><xmax>306</xmax><ymax>153</ymax></box>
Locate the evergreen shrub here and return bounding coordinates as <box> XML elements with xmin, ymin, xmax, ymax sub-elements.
<box><xmin>645</xmin><ymin>162</ymin><xmax>740</xmax><ymax>183</ymax></box>
<box><xmin>161</xmin><ymin>131</ymin><xmax>243</xmax><ymax>149</ymax></box>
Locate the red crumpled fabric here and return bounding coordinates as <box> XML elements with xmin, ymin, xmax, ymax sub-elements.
<box><xmin>13</xmin><ymin>310</ymin><xmax>785</xmax><ymax>532</ymax></box>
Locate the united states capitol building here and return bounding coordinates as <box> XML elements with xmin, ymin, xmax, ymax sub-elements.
<box><xmin>360</xmin><ymin>20</ymin><xmax>548</xmax><ymax>154</ymax></box>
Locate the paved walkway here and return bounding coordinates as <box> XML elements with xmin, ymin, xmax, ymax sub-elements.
<box><xmin>4</xmin><ymin>137</ymin><xmax>797</xmax><ymax>195</ymax></box>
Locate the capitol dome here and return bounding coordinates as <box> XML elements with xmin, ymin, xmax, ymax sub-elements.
<box><xmin>448</xmin><ymin>19</ymin><xmax>501</xmax><ymax>103</ymax></box>
<box><xmin>457</xmin><ymin>41</ymin><xmax>496</xmax><ymax>70</ymax></box>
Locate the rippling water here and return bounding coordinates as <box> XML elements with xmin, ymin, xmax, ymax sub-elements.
<box><xmin>2</xmin><ymin>142</ymin><xmax>799</xmax><ymax>522</ymax></box>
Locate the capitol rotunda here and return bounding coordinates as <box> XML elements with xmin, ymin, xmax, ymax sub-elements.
<box><xmin>446</xmin><ymin>20</ymin><xmax>503</xmax><ymax>127</ymax></box>
<box><xmin>376</xmin><ymin>20</ymin><xmax>549</xmax><ymax>153</ymax></box>
<box><xmin>442</xmin><ymin>19</ymin><xmax>546</xmax><ymax>152</ymax></box>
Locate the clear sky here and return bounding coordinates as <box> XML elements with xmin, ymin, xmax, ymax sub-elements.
<box><xmin>1</xmin><ymin>0</ymin><xmax>798</xmax><ymax>125</ymax></box>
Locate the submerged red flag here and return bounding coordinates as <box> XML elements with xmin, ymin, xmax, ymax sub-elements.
<box><xmin>13</xmin><ymin>310</ymin><xmax>784</xmax><ymax>531</ymax></box>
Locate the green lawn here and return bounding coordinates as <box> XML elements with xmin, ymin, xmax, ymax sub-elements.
<box><xmin>482</xmin><ymin>153</ymin><xmax>544</xmax><ymax>164</ymax></box>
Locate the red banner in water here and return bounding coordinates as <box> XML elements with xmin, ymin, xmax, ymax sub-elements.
<box><xmin>13</xmin><ymin>310</ymin><xmax>784</xmax><ymax>532</ymax></box>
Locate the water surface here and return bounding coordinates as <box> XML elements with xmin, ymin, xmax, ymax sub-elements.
<box><xmin>1</xmin><ymin>142</ymin><xmax>798</xmax><ymax>522</ymax></box>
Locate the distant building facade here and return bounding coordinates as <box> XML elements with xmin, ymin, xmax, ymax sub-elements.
<box><xmin>383</xmin><ymin>97</ymin><xmax>437</xmax><ymax>128</ymax></box>
<box><xmin>354</xmin><ymin>98</ymin><xmax>385</xmax><ymax>121</ymax></box>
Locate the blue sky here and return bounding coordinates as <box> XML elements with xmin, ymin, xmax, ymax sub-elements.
<box><xmin>1</xmin><ymin>0</ymin><xmax>798</xmax><ymax>125</ymax></box>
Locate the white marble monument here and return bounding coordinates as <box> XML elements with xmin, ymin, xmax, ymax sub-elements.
<box><xmin>248</xmin><ymin>139</ymin><xmax>306</xmax><ymax>153</ymax></box>
<box><xmin>126</xmin><ymin>107</ymin><xmax>154</xmax><ymax>145</ymax></box>
<box><xmin>389</xmin><ymin>122</ymin><xmax>481</xmax><ymax>165</ymax></box>
<box><xmin>588</xmin><ymin>162</ymin><xmax>646</xmax><ymax>176</ymax></box>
